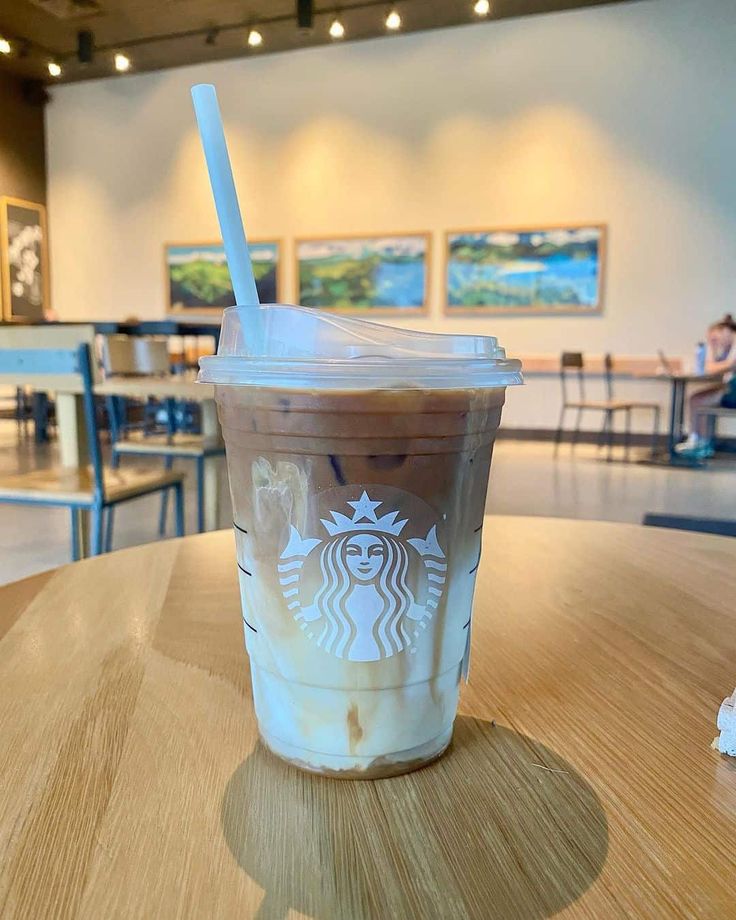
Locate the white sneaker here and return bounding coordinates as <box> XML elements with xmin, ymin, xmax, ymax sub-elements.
<box><xmin>674</xmin><ymin>433</ymin><xmax>700</xmax><ymax>453</ymax></box>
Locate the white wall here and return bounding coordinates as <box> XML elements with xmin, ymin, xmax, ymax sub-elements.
<box><xmin>46</xmin><ymin>0</ymin><xmax>736</xmax><ymax>430</ymax></box>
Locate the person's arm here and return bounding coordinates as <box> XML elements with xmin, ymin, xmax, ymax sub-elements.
<box><xmin>706</xmin><ymin>356</ymin><xmax>734</xmax><ymax>374</ymax></box>
<box><xmin>705</xmin><ymin>334</ymin><xmax>736</xmax><ymax>374</ymax></box>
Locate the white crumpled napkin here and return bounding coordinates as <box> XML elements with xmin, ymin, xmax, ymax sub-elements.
<box><xmin>715</xmin><ymin>689</ymin><xmax>736</xmax><ymax>756</ymax></box>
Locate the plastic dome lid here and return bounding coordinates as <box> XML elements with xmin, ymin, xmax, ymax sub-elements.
<box><xmin>198</xmin><ymin>304</ymin><xmax>523</xmax><ymax>390</ymax></box>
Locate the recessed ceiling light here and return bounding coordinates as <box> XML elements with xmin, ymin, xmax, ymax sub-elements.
<box><xmin>385</xmin><ymin>9</ymin><xmax>401</xmax><ymax>31</ymax></box>
<box><xmin>473</xmin><ymin>0</ymin><xmax>491</xmax><ymax>16</ymax></box>
<box><xmin>247</xmin><ymin>28</ymin><xmax>263</xmax><ymax>48</ymax></box>
<box><xmin>0</xmin><ymin>38</ymin><xmax>11</xmax><ymax>55</ymax></box>
<box><xmin>114</xmin><ymin>52</ymin><xmax>131</xmax><ymax>72</ymax></box>
<box><xmin>48</xmin><ymin>61</ymin><xmax>62</xmax><ymax>77</ymax></box>
<box><xmin>329</xmin><ymin>17</ymin><xmax>345</xmax><ymax>39</ymax></box>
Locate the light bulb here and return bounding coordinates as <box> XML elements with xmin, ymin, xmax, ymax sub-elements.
<box><xmin>114</xmin><ymin>52</ymin><xmax>131</xmax><ymax>72</ymax></box>
<box><xmin>329</xmin><ymin>18</ymin><xmax>345</xmax><ymax>39</ymax></box>
<box><xmin>48</xmin><ymin>61</ymin><xmax>62</xmax><ymax>77</ymax></box>
<box><xmin>247</xmin><ymin>28</ymin><xmax>263</xmax><ymax>47</ymax></box>
<box><xmin>473</xmin><ymin>0</ymin><xmax>491</xmax><ymax>16</ymax></box>
<box><xmin>0</xmin><ymin>38</ymin><xmax>11</xmax><ymax>55</ymax></box>
<box><xmin>385</xmin><ymin>9</ymin><xmax>401</xmax><ymax>30</ymax></box>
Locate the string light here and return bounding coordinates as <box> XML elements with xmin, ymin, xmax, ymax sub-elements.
<box><xmin>114</xmin><ymin>52</ymin><xmax>131</xmax><ymax>72</ymax></box>
<box><xmin>385</xmin><ymin>8</ymin><xmax>401</xmax><ymax>30</ymax></box>
<box><xmin>329</xmin><ymin>17</ymin><xmax>345</xmax><ymax>39</ymax></box>
<box><xmin>7</xmin><ymin>2</ymin><xmax>501</xmax><ymax>75</ymax></box>
<box><xmin>247</xmin><ymin>28</ymin><xmax>263</xmax><ymax>47</ymax></box>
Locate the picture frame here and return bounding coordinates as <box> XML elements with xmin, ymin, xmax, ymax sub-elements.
<box><xmin>164</xmin><ymin>239</ymin><xmax>282</xmax><ymax>314</ymax></box>
<box><xmin>443</xmin><ymin>223</ymin><xmax>606</xmax><ymax>316</ymax></box>
<box><xmin>0</xmin><ymin>196</ymin><xmax>51</xmax><ymax>322</ymax></box>
<box><xmin>295</xmin><ymin>232</ymin><xmax>431</xmax><ymax>315</ymax></box>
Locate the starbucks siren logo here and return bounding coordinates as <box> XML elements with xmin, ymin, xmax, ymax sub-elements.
<box><xmin>278</xmin><ymin>491</ymin><xmax>447</xmax><ymax>661</ymax></box>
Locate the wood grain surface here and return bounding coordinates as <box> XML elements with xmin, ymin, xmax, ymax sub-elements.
<box><xmin>0</xmin><ymin>517</ymin><xmax>734</xmax><ymax>920</ymax></box>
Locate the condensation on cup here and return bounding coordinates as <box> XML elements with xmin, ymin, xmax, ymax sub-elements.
<box><xmin>199</xmin><ymin>304</ymin><xmax>522</xmax><ymax>778</ymax></box>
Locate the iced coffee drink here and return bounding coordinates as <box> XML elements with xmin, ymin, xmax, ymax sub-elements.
<box><xmin>199</xmin><ymin>305</ymin><xmax>521</xmax><ymax>778</ymax></box>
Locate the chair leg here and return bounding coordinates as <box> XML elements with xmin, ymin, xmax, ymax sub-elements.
<box><xmin>196</xmin><ymin>457</ymin><xmax>205</xmax><ymax>533</ymax></box>
<box><xmin>90</xmin><ymin>505</ymin><xmax>104</xmax><ymax>556</ymax></box>
<box><xmin>158</xmin><ymin>455</ymin><xmax>175</xmax><ymax>536</ymax></box>
<box><xmin>571</xmin><ymin>408</ymin><xmax>583</xmax><ymax>450</ymax></box>
<box><xmin>708</xmin><ymin>413</ymin><xmax>717</xmax><ymax>447</ymax></box>
<box><xmin>598</xmin><ymin>411</ymin><xmax>611</xmax><ymax>451</ymax></box>
<box><xmin>70</xmin><ymin>508</ymin><xmax>81</xmax><ymax>562</ymax></box>
<box><xmin>651</xmin><ymin>407</ymin><xmax>661</xmax><ymax>457</ymax></box>
<box><xmin>624</xmin><ymin>407</ymin><xmax>632</xmax><ymax>461</ymax></box>
<box><xmin>104</xmin><ymin>507</ymin><xmax>115</xmax><ymax>553</ymax></box>
<box><xmin>174</xmin><ymin>483</ymin><xmax>185</xmax><ymax>537</ymax></box>
<box><xmin>607</xmin><ymin>410</ymin><xmax>616</xmax><ymax>462</ymax></box>
<box><xmin>554</xmin><ymin>406</ymin><xmax>567</xmax><ymax>456</ymax></box>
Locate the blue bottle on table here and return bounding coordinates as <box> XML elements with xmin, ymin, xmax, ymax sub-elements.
<box><xmin>694</xmin><ymin>341</ymin><xmax>707</xmax><ymax>376</ymax></box>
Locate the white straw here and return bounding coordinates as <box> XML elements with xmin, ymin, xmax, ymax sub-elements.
<box><xmin>191</xmin><ymin>83</ymin><xmax>260</xmax><ymax>306</ymax></box>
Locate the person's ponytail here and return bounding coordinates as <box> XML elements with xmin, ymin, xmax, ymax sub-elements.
<box><xmin>710</xmin><ymin>314</ymin><xmax>736</xmax><ymax>331</ymax></box>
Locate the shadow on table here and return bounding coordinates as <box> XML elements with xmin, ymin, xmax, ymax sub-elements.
<box><xmin>222</xmin><ymin>716</ymin><xmax>608</xmax><ymax>920</ymax></box>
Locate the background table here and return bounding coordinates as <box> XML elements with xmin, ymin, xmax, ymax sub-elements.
<box><xmin>1</xmin><ymin>517</ymin><xmax>734</xmax><ymax>918</ymax></box>
<box><xmin>636</xmin><ymin>372</ymin><xmax>724</xmax><ymax>461</ymax></box>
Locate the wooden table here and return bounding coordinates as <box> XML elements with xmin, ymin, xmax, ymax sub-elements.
<box><xmin>635</xmin><ymin>372</ymin><xmax>724</xmax><ymax>461</ymax></box>
<box><xmin>1</xmin><ymin>517</ymin><xmax>734</xmax><ymax>919</ymax></box>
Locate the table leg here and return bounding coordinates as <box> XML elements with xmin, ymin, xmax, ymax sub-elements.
<box><xmin>32</xmin><ymin>392</ymin><xmax>50</xmax><ymax>443</ymax></box>
<box><xmin>667</xmin><ymin>380</ymin><xmax>681</xmax><ymax>461</ymax></box>
<box><xmin>201</xmin><ymin>400</ymin><xmax>221</xmax><ymax>531</ymax></box>
<box><xmin>676</xmin><ymin>380</ymin><xmax>688</xmax><ymax>441</ymax></box>
<box><xmin>57</xmin><ymin>393</ymin><xmax>92</xmax><ymax>556</ymax></box>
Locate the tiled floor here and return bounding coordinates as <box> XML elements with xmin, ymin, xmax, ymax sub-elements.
<box><xmin>1</xmin><ymin>420</ymin><xmax>735</xmax><ymax>586</ymax></box>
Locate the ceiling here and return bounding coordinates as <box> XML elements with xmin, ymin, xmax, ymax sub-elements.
<box><xmin>0</xmin><ymin>0</ymin><xmax>639</xmax><ymax>85</ymax></box>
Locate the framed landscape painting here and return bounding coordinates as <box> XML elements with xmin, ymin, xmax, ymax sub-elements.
<box><xmin>165</xmin><ymin>240</ymin><xmax>281</xmax><ymax>313</ymax></box>
<box><xmin>296</xmin><ymin>234</ymin><xmax>429</xmax><ymax>314</ymax></box>
<box><xmin>444</xmin><ymin>224</ymin><xmax>606</xmax><ymax>315</ymax></box>
<box><xmin>0</xmin><ymin>197</ymin><xmax>50</xmax><ymax>322</ymax></box>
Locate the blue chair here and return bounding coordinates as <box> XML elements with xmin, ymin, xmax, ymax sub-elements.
<box><xmin>101</xmin><ymin>333</ymin><xmax>224</xmax><ymax>542</ymax></box>
<box><xmin>0</xmin><ymin>343</ymin><xmax>185</xmax><ymax>559</ymax></box>
<box><xmin>106</xmin><ymin>394</ymin><xmax>224</xmax><ymax>539</ymax></box>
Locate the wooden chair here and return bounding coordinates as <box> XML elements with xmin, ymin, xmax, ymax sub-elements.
<box><xmin>604</xmin><ymin>354</ymin><xmax>661</xmax><ymax>457</ymax></box>
<box><xmin>0</xmin><ymin>342</ymin><xmax>185</xmax><ymax>559</ymax></box>
<box><xmin>102</xmin><ymin>335</ymin><xmax>171</xmax><ymax>377</ymax></box>
<box><xmin>104</xmin><ymin>335</ymin><xmax>224</xmax><ymax>541</ymax></box>
<box><xmin>554</xmin><ymin>352</ymin><xmax>661</xmax><ymax>460</ymax></box>
<box><xmin>102</xmin><ymin>335</ymin><xmax>171</xmax><ymax>438</ymax></box>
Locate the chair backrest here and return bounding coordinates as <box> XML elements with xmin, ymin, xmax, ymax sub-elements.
<box><xmin>0</xmin><ymin>342</ymin><xmax>105</xmax><ymax>500</ymax></box>
<box><xmin>560</xmin><ymin>352</ymin><xmax>585</xmax><ymax>404</ymax></box>
<box><xmin>102</xmin><ymin>335</ymin><xmax>170</xmax><ymax>376</ymax></box>
<box><xmin>0</xmin><ymin>324</ymin><xmax>101</xmax><ymax>390</ymax></box>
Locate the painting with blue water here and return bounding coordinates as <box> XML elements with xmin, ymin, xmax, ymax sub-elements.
<box><xmin>297</xmin><ymin>235</ymin><xmax>429</xmax><ymax>313</ymax></box>
<box><xmin>165</xmin><ymin>240</ymin><xmax>280</xmax><ymax>313</ymax></box>
<box><xmin>445</xmin><ymin>225</ymin><xmax>605</xmax><ymax>314</ymax></box>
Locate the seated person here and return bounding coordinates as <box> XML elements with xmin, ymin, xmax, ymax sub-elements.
<box><xmin>676</xmin><ymin>314</ymin><xmax>736</xmax><ymax>457</ymax></box>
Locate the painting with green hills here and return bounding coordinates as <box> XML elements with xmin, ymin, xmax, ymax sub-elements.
<box><xmin>445</xmin><ymin>226</ymin><xmax>604</xmax><ymax>313</ymax></box>
<box><xmin>166</xmin><ymin>241</ymin><xmax>279</xmax><ymax>311</ymax></box>
<box><xmin>297</xmin><ymin>235</ymin><xmax>428</xmax><ymax>312</ymax></box>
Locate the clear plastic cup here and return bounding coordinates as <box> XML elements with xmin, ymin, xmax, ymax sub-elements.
<box><xmin>199</xmin><ymin>305</ymin><xmax>522</xmax><ymax>778</ymax></box>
